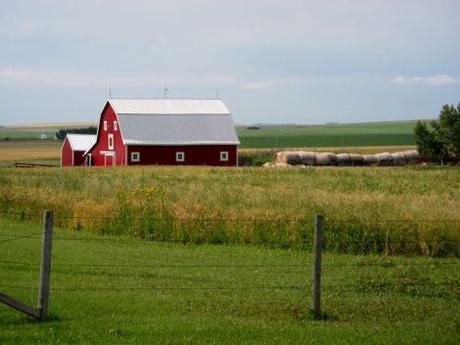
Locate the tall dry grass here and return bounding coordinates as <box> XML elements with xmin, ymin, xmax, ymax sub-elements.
<box><xmin>0</xmin><ymin>165</ymin><xmax>458</xmax><ymax>256</ymax></box>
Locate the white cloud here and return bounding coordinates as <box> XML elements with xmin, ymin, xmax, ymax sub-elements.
<box><xmin>391</xmin><ymin>74</ymin><xmax>460</xmax><ymax>86</ymax></box>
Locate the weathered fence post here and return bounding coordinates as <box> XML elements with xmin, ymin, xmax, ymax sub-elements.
<box><xmin>37</xmin><ymin>210</ymin><xmax>53</xmax><ymax>320</ymax></box>
<box><xmin>311</xmin><ymin>214</ymin><xmax>323</xmax><ymax>319</ymax></box>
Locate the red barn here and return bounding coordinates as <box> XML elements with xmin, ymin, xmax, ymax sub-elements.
<box><xmin>61</xmin><ymin>134</ymin><xmax>96</xmax><ymax>167</ymax></box>
<box><xmin>84</xmin><ymin>99</ymin><xmax>240</xmax><ymax>166</ymax></box>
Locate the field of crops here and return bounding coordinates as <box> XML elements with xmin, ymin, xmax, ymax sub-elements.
<box><xmin>0</xmin><ymin>216</ymin><xmax>458</xmax><ymax>344</ymax></box>
<box><xmin>0</xmin><ymin>165</ymin><xmax>458</xmax><ymax>256</ymax></box>
<box><xmin>237</xmin><ymin>121</ymin><xmax>421</xmax><ymax>148</ymax></box>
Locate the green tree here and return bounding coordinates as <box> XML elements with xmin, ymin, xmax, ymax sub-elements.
<box><xmin>414</xmin><ymin>103</ymin><xmax>460</xmax><ymax>162</ymax></box>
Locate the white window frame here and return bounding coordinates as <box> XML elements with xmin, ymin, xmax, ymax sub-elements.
<box><xmin>220</xmin><ymin>151</ymin><xmax>229</xmax><ymax>162</ymax></box>
<box><xmin>108</xmin><ymin>134</ymin><xmax>114</xmax><ymax>150</ymax></box>
<box><xmin>176</xmin><ymin>151</ymin><xmax>185</xmax><ymax>162</ymax></box>
<box><xmin>130</xmin><ymin>152</ymin><xmax>140</xmax><ymax>162</ymax></box>
<box><xmin>114</xmin><ymin>121</ymin><xmax>118</xmax><ymax>131</ymax></box>
<box><xmin>103</xmin><ymin>120</ymin><xmax>108</xmax><ymax>131</ymax></box>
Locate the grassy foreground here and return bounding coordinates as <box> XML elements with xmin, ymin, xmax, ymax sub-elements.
<box><xmin>0</xmin><ymin>217</ymin><xmax>458</xmax><ymax>345</ymax></box>
<box><xmin>0</xmin><ymin>165</ymin><xmax>459</xmax><ymax>256</ymax></box>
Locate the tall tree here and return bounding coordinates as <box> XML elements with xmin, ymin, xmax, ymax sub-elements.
<box><xmin>414</xmin><ymin>103</ymin><xmax>460</xmax><ymax>162</ymax></box>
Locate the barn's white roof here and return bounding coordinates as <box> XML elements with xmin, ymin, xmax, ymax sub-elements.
<box><xmin>108</xmin><ymin>98</ymin><xmax>230</xmax><ymax>115</ymax></box>
<box><xmin>66</xmin><ymin>134</ymin><xmax>97</xmax><ymax>151</ymax></box>
<box><xmin>107</xmin><ymin>99</ymin><xmax>240</xmax><ymax>146</ymax></box>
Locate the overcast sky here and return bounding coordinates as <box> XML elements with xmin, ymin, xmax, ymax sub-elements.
<box><xmin>0</xmin><ymin>0</ymin><xmax>459</xmax><ymax>125</ymax></box>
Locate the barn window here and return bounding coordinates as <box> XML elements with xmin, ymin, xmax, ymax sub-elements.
<box><xmin>108</xmin><ymin>134</ymin><xmax>114</xmax><ymax>150</ymax></box>
<box><xmin>131</xmin><ymin>152</ymin><xmax>140</xmax><ymax>162</ymax></box>
<box><xmin>176</xmin><ymin>152</ymin><xmax>185</xmax><ymax>162</ymax></box>
<box><xmin>220</xmin><ymin>151</ymin><xmax>229</xmax><ymax>162</ymax></box>
<box><xmin>114</xmin><ymin>121</ymin><xmax>118</xmax><ymax>131</ymax></box>
<box><xmin>103</xmin><ymin>121</ymin><xmax>108</xmax><ymax>131</ymax></box>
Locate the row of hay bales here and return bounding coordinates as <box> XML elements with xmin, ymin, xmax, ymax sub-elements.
<box><xmin>268</xmin><ymin>150</ymin><xmax>419</xmax><ymax>167</ymax></box>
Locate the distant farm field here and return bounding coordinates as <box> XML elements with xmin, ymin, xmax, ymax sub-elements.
<box><xmin>0</xmin><ymin>165</ymin><xmax>458</xmax><ymax>256</ymax></box>
<box><xmin>237</xmin><ymin>120</ymin><xmax>423</xmax><ymax>148</ymax></box>
<box><xmin>0</xmin><ymin>140</ymin><xmax>61</xmax><ymax>162</ymax></box>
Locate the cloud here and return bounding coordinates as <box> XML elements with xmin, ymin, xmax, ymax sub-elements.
<box><xmin>391</xmin><ymin>74</ymin><xmax>460</xmax><ymax>86</ymax></box>
<box><xmin>240</xmin><ymin>81</ymin><xmax>274</xmax><ymax>90</ymax></box>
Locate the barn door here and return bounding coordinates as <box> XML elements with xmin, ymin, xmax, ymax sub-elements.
<box><xmin>104</xmin><ymin>154</ymin><xmax>116</xmax><ymax>166</ymax></box>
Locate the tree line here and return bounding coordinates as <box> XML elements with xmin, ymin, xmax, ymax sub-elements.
<box><xmin>55</xmin><ymin>127</ymin><xmax>97</xmax><ymax>140</ymax></box>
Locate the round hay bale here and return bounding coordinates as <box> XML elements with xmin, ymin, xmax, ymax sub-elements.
<box><xmin>299</xmin><ymin>152</ymin><xmax>316</xmax><ymax>165</ymax></box>
<box><xmin>402</xmin><ymin>150</ymin><xmax>419</xmax><ymax>164</ymax></box>
<box><xmin>336</xmin><ymin>153</ymin><xmax>352</xmax><ymax>166</ymax></box>
<box><xmin>349</xmin><ymin>153</ymin><xmax>364</xmax><ymax>166</ymax></box>
<box><xmin>376</xmin><ymin>152</ymin><xmax>394</xmax><ymax>166</ymax></box>
<box><xmin>362</xmin><ymin>154</ymin><xmax>379</xmax><ymax>166</ymax></box>
<box><xmin>273</xmin><ymin>151</ymin><xmax>288</xmax><ymax>163</ymax></box>
<box><xmin>314</xmin><ymin>152</ymin><xmax>336</xmax><ymax>166</ymax></box>
<box><xmin>391</xmin><ymin>152</ymin><xmax>407</xmax><ymax>166</ymax></box>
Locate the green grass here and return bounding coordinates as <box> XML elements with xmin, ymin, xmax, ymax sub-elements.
<box><xmin>237</xmin><ymin>120</ymin><xmax>424</xmax><ymax>148</ymax></box>
<box><xmin>0</xmin><ymin>216</ymin><xmax>458</xmax><ymax>344</ymax></box>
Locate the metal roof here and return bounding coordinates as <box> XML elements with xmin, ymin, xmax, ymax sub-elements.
<box><xmin>117</xmin><ymin>113</ymin><xmax>240</xmax><ymax>145</ymax></box>
<box><xmin>108</xmin><ymin>98</ymin><xmax>230</xmax><ymax>115</ymax></box>
<box><xmin>107</xmin><ymin>99</ymin><xmax>239</xmax><ymax>146</ymax></box>
<box><xmin>66</xmin><ymin>134</ymin><xmax>97</xmax><ymax>151</ymax></box>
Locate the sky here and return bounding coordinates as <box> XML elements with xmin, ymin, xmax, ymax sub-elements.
<box><xmin>0</xmin><ymin>0</ymin><xmax>459</xmax><ymax>125</ymax></box>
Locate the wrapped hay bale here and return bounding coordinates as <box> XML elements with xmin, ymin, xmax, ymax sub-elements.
<box><xmin>273</xmin><ymin>151</ymin><xmax>301</xmax><ymax>164</ymax></box>
<box><xmin>273</xmin><ymin>151</ymin><xmax>288</xmax><ymax>163</ymax></box>
<box><xmin>336</xmin><ymin>153</ymin><xmax>353</xmax><ymax>166</ymax></box>
<box><xmin>391</xmin><ymin>152</ymin><xmax>407</xmax><ymax>166</ymax></box>
<box><xmin>349</xmin><ymin>153</ymin><xmax>364</xmax><ymax>166</ymax></box>
<box><xmin>314</xmin><ymin>152</ymin><xmax>337</xmax><ymax>166</ymax></box>
<box><xmin>299</xmin><ymin>152</ymin><xmax>316</xmax><ymax>165</ymax></box>
<box><xmin>402</xmin><ymin>150</ymin><xmax>419</xmax><ymax>164</ymax></box>
<box><xmin>362</xmin><ymin>154</ymin><xmax>379</xmax><ymax>166</ymax></box>
<box><xmin>376</xmin><ymin>152</ymin><xmax>394</xmax><ymax>166</ymax></box>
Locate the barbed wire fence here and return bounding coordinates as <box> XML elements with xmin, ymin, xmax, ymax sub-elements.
<box><xmin>0</xmin><ymin>210</ymin><xmax>459</xmax><ymax>321</ymax></box>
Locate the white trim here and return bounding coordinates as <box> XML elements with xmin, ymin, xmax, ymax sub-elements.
<box><xmin>131</xmin><ymin>152</ymin><xmax>140</xmax><ymax>162</ymax></box>
<box><xmin>125</xmin><ymin>145</ymin><xmax>128</xmax><ymax>166</ymax></box>
<box><xmin>103</xmin><ymin>120</ymin><xmax>108</xmax><ymax>131</ymax></box>
<box><xmin>103</xmin><ymin>152</ymin><xmax>116</xmax><ymax>166</ymax></box>
<box><xmin>220</xmin><ymin>151</ymin><xmax>229</xmax><ymax>162</ymax></box>
<box><xmin>114</xmin><ymin>120</ymin><xmax>118</xmax><ymax>131</ymax></box>
<box><xmin>176</xmin><ymin>151</ymin><xmax>185</xmax><ymax>162</ymax></box>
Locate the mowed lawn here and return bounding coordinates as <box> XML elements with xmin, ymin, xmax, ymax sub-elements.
<box><xmin>0</xmin><ymin>217</ymin><xmax>458</xmax><ymax>345</ymax></box>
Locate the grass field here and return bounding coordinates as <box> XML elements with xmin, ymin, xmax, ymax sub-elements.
<box><xmin>237</xmin><ymin>120</ymin><xmax>423</xmax><ymax>148</ymax></box>
<box><xmin>0</xmin><ymin>165</ymin><xmax>458</xmax><ymax>256</ymax></box>
<box><xmin>0</xmin><ymin>140</ymin><xmax>61</xmax><ymax>163</ymax></box>
<box><xmin>0</xmin><ymin>217</ymin><xmax>458</xmax><ymax>345</ymax></box>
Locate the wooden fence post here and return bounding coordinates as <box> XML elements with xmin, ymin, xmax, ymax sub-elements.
<box><xmin>37</xmin><ymin>210</ymin><xmax>53</xmax><ymax>320</ymax></box>
<box><xmin>311</xmin><ymin>214</ymin><xmax>323</xmax><ymax>319</ymax></box>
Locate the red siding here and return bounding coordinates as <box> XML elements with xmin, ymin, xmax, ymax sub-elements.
<box><xmin>73</xmin><ymin>151</ymin><xmax>86</xmax><ymax>166</ymax></box>
<box><xmin>87</xmin><ymin>103</ymin><xmax>126</xmax><ymax>166</ymax></box>
<box><xmin>127</xmin><ymin>145</ymin><xmax>238</xmax><ymax>166</ymax></box>
<box><xmin>61</xmin><ymin>138</ymin><xmax>73</xmax><ymax>167</ymax></box>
